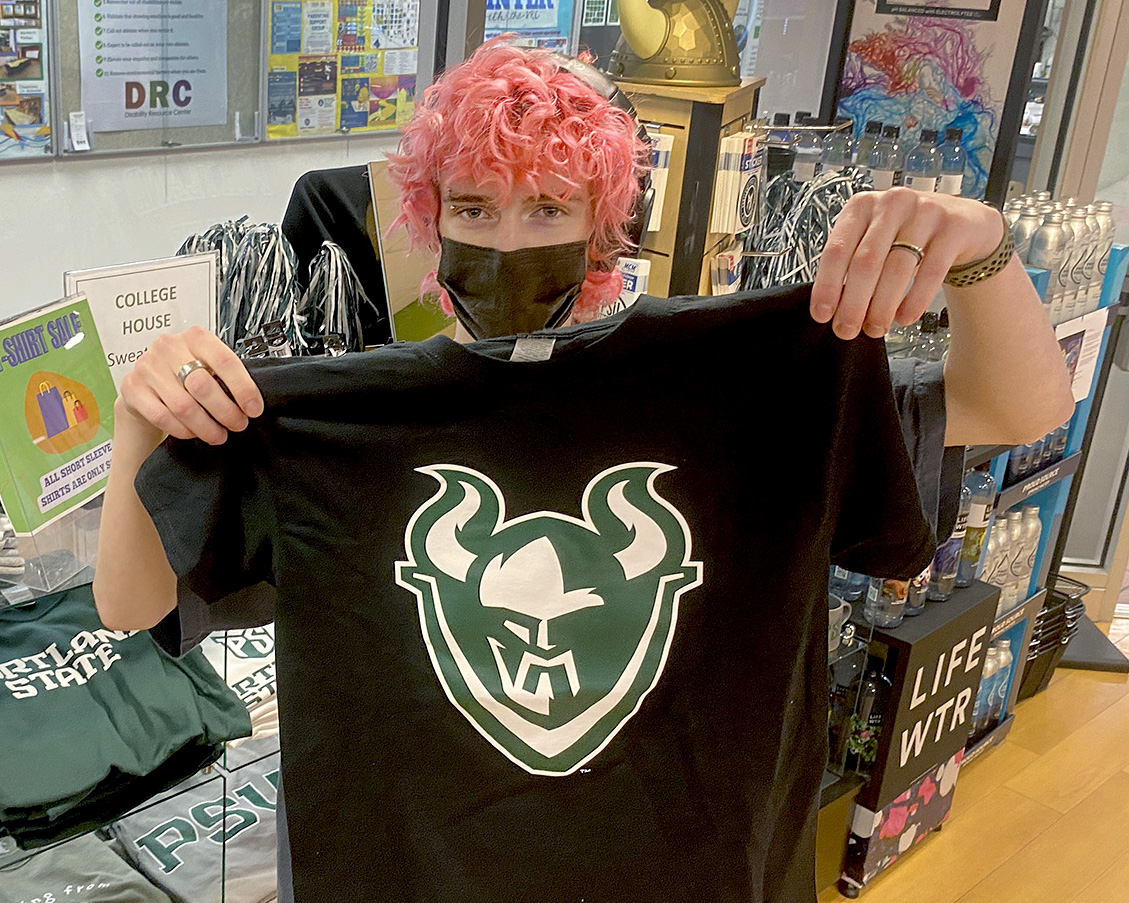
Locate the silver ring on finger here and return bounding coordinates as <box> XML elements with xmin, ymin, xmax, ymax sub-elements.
<box><xmin>889</xmin><ymin>241</ymin><xmax>926</xmax><ymax>264</ymax></box>
<box><xmin>176</xmin><ymin>359</ymin><xmax>215</xmax><ymax>388</ymax></box>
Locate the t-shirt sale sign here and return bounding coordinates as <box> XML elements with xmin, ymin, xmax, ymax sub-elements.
<box><xmin>0</xmin><ymin>296</ymin><xmax>116</xmax><ymax>535</ymax></box>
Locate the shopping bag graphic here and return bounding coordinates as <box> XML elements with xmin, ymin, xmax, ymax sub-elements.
<box><xmin>63</xmin><ymin>390</ymin><xmax>78</xmax><ymax>428</ymax></box>
<box><xmin>36</xmin><ymin>382</ymin><xmax>70</xmax><ymax>438</ymax></box>
<box><xmin>24</xmin><ymin>371</ymin><xmax>104</xmax><ymax>456</ymax></box>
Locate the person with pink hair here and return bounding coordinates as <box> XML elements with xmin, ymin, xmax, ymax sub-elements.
<box><xmin>388</xmin><ymin>38</ymin><xmax>651</xmax><ymax>332</ymax></box>
<box><xmin>94</xmin><ymin>35</ymin><xmax>1071</xmax><ymax>903</ymax></box>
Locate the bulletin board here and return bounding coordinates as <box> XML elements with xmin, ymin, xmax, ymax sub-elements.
<box><xmin>265</xmin><ymin>1</ymin><xmax>419</xmax><ymax>139</ymax></box>
<box><xmin>54</xmin><ymin>0</ymin><xmax>263</xmax><ymax>152</ymax></box>
<box><xmin>0</xmin><ymin>0</ymin><xmax>51</xmax><ymax>160</ymax></box>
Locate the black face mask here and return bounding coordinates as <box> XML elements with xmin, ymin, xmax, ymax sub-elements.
<box><xmin>437</xmin><ymin>238</ymin><xmax>589</xmax><ymax>340</ymax></box>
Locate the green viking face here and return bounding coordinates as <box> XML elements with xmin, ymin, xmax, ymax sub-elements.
<box><xmin>395</xmin><ymin>463</ymin><xmax>703</xmax><ymax>776</ymax></box>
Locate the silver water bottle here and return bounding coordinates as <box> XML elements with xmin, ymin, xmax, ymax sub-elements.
<box><xmin>1011</xmin><ymin>205</ymin><xmax>1043</xmax><ymax>263</ymax></box>
<box><xmin>1094</xmin><ymin>201</ymin><xmax>1117</xmax><ymax>308</ymax></box>
<box><xmin>1069</xmin><ymin>208</ymin><xmax>1099</xmax><ymax>316</ymax></box>
<box><xmin>1027</xmin><ymin>212</ymin><xmax>1070</xmax><ymax>323</ymax></box>
<box><xmin>1083</xmin><ymin>204</ymin><xmax>1102</xmax><ymax>312</ymax></box>
<box><xmin>1062</xmin><ymin>207</ymin><xmax>1088</xmax><ymax>321</ymax></box>
<box><xmin>1003</xmin><ymin>198</ymin><xmax>1023</xmax><ymax>228</ymax></box>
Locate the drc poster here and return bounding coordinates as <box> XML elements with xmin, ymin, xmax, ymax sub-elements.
<box><xmin>76</xmin><ymin>0</ymin><xmax>228</xmax><ymax>132</ymax></box>
<box><xmin>0</xmin><ymin>297</ymin><xmax>117</xmax><ymax>535</ymax></box>
<box><xmin>0</xmin><ymin>0</ymin><xmax>51</xmax><ymax>159</ymax></box>
<box><xmin>836</xmin><ymin>0</ymin><xmax>1027</xmax><ymax>199</ymax></box>
<box><xmin>267</xmin><ymin>0</ymin><xmax>418</xmax><ymax>139</ymax></box>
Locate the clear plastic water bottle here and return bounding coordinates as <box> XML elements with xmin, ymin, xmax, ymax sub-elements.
<box><xmin>792</xmin><ymin>114</ymin><xmax>823</xmax><ymax>182</ymax></box>
<box><xmin>845</xmin><ymin>570</ymin><xmax>870</xmax><ymax>602</ymax></box>
<box><xmin>903</xmin><ymin>129</ymin><xmax>942</xmax><ymax>192</ymax></box>
<box><xmin>957</xmin><ymin>469</ymin><xmax>998</xmax><ymax>586</ymax></box>
<box><xmin>1006</xmin><ymin>443</ymin><xmax>1034</xmax><ymax>485</ymax></box>
<box><xmin>829</xmin><ymin>565</ymin><xmax>849</xmax><ymax>598</ymax></box>
<box><xmin>822</xmin><ymin>116</ymin><xmax>853</xmax><ymax>172</ymax></box>
<box><xmin>867</xmin><ymin>125</ymin><xmax>901</xmax><ymax>190</ymax></box>
<box><xmin>864</xmin><ymin>577</ymin><xmax>906</xmax><ymax>628</ymax></box>
<box><xmin>928</xmin><ymin>483</ymin><xmax>971</xmax><ymax>601</ymax></box>
<box><xmin>937</xmin><ymin>127</ymin><xmax>966</xmax><ymax>196</ymax></box>
<box><xmin>853</xmin><ymin>120</ymin><xmax>882</xmax><ymax>166</ymax></box>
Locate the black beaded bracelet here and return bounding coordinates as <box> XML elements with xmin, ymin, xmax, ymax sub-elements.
<box><xmin>944</xmin><ymin>208</ymin><xmax>1015</xmax><ymax>288</ymax></box>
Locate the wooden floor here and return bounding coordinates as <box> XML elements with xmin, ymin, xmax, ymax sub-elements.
<box><xmin>817</xmin><ymin>637</ymin><xmax>1129</xmax><ymax>903</ymax></box>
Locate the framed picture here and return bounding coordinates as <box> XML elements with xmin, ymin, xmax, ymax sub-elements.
<box><xmin>3</xmin><ymin>90</ymin><xmax>41</xmax><ymax>125</ymax></box>
<box><xmin>836</xmin><ymin>0</ymin><xmax>1029</xmax><ymax>199</ymax></box>
<box><xmin>3</xmin><ymin>42</ymin><xmax>40</xmax><ymax>79</ymax></box>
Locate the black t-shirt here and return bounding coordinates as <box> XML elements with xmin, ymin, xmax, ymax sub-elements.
<box><xmin>137</xmin><ymin>285</ymin><xmax>934</xmax><ymax>903</ymax></box>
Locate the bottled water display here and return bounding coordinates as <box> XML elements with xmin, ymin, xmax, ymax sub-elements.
<box><xmin>937</xmin><ymin>127</ymin><xmax>966</xmax><ymax>196</ymax></box>
<box><xmin>821</xmin><ymin>116</ymin><xmax>853</xmax><ymax>172</ymax></box>
<box><xmin>853</xmin><ymin>120</ymin><xmax>882</xmax><ymax>166</ymax></box>
<box><xmin>867</xmin><ymin>125</ymin><xmax>901</xmax><ymax>191</ymax></box>
<box><xmin>956</xmin><ymin>469</ymin><xmax>997</xmax><ymax>587</ymax></box>
<box><xmin>903</xmin><ymin>129</ymin><xmax>941</xmax><ymax>192</ymax></box>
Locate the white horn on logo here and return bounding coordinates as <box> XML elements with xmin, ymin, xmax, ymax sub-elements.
<box><xmin>424</xmin><ymin>481</ymin><xmax>480</xmax><ymax>581</ymax></box>
<box><xmin>608</xmin><ymin>480</ymin><xmax>667</xmax><ymax>581</ymax></box>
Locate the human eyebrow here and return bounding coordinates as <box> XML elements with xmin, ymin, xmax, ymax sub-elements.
<box><xmin>525</xmin><ymin>194</ymin><xmax>581</xmax><ymax>211</ymax></box>
<box><xmin>444</xmin><ymin>192</ymin><xmax>494</xmax><ymax>205</ymax></box>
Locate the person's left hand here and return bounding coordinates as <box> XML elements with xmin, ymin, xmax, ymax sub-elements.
<box><xmin>810</xmin><ymin>188</ymin><xmax>1007</xmax><ymax>339</ymax></box>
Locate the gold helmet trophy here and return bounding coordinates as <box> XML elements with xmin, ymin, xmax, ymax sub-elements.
<box><xmin>607</xmin><ymin>0</ymin><xmax>742</xmax><ymax>87</ymax></box>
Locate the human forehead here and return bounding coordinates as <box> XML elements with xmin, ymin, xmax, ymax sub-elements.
<box><xmin>439</xmin><ymin>175</ymin><xmax>589</xmax><ymax>205</ymax></box>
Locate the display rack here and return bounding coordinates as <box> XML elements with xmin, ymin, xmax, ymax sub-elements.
<box><xmin>616</xmin><ymin>77</ymin><xmax>764</xmax><ymax>297</ymax></box>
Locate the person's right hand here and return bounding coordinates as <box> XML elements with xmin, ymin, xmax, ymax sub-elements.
<box><xmin>117</xmin><ymin>326</ymin><xmax>264</xmax><ymax>446</ymax></box>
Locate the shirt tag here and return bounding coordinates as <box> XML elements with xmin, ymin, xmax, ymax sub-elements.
<box><xmin>509</xmin><ymin>337</ymin><xmax>556</xmax><ymax>362</ymax></box>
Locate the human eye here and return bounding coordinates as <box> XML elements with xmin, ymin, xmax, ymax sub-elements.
<box><xmin>535</xmin><ymin>202</ymin><xmax>569</xmax><ymax>218</ymax></box>
<box><xmin>451</xmin><ymin>205</ymin><xmax>489</xmax><ymax>220</ymax></box>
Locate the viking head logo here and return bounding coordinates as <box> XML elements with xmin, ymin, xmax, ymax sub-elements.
<box><xmin>395</xmin><ymin>462</ymin><xmax>702</xmax><ymax>775</ymax></box>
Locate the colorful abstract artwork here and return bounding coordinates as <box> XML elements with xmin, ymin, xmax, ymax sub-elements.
<box><xmin>837</xmin><ymin>0</ymin><xmax>1028</xmax><ymax>199</ymax></box>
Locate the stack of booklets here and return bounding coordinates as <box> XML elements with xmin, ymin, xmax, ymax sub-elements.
<box><xmin>709</xmin><ymin>132</ymin><xmax>764</xmax><ymax>236</ymax></box>
<box><xmin>645</xmin><ymin>129</ymin><xmax>673</xmax><ymax>233</ymax></box>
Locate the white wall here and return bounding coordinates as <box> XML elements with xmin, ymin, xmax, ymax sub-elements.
<box><xmin>0</xmin><ymin>135</ymin><xmax>400</xmax><ymax>321</ymax></box>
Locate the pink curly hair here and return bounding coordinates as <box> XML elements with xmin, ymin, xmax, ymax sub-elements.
<box><xmin>387</xmin><ymin>36</ymin><xmax>651</xmax><ymax>320</ymax></box>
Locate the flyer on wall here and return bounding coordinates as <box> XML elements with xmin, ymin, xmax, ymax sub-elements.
<box><xmin>485</xmin><ymin>0</ymin><xmax>576</xmax><ymax>53</ymax></box>
<box><xmin>0</xmin><ymin>0</ymin><xmax>50</xmax><ymax>159</ymax></box>
<box><xmin>0</xmin><ymin>296</ymin><xmax>117</xmax><ymax>536</ymax></box>
<box><xmin>267</xmin><ymin>0</ymin><xmax>419</xmax><ymax>139</ymax></box>
<box><xmin>77</xmin><ymin>0</ymin><xmax>228</xmax><ymax>132</ymax></box>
